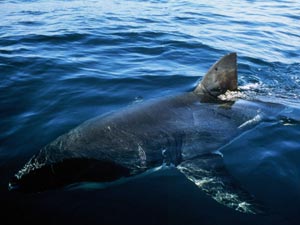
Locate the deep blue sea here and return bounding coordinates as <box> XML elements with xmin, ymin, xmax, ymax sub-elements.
<box><xmin>1</xmin><ymin>0</ymin><xmax>300</xmax><ymax>224</ymax></box>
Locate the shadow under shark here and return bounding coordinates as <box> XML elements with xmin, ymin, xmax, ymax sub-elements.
<box><xmin>9</xmin><ymin>53</ymin><xmax>285</xmax><ymax>214</ymax></box>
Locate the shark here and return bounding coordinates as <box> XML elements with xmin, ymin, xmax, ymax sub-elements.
<box><xmin>9</xmin><ymin>53</ymin><xmax>285</xmax><ymax>214</ymax></box>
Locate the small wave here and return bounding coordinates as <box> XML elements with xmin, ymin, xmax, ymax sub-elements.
<box><xmin>20</xmin><ymin>10</ymin><xmax>46</xmax><ymax>16</ymax></box>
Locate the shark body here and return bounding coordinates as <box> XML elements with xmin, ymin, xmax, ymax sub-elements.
<box><xmin>9</xmin><ymin>53</ymin><xmax>285</xmax><ymax>214</ymax></box>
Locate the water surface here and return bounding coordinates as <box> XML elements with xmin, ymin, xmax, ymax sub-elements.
<box><xmin>1</xmin><ymin>0</ymin><xmax>300</xmax><ymax>224</ymax></box>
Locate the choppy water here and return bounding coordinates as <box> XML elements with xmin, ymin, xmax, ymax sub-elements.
<box><xmin>1</xmin><ymin>0</ymin><xmax>300</xmax><ymax>224</ymax></box>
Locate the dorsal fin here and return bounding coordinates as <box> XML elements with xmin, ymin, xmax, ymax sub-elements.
<box><xmin>194</xmin><ymin>53</ymin><xmax>237</xmax><ymax>98</ymax></box>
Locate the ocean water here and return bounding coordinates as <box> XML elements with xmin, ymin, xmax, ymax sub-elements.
<box><xmin>1</xmin><ymin>0</ymin><xmax>300</xmax><ymax>224</ymax></box>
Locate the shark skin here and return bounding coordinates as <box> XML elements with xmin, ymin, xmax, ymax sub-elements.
<box><xmin>9</xmin><ymin>53</ymin><xmax>285</xmax><ymax>214</ymax></box>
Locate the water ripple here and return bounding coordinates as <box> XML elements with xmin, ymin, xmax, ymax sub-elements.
<box><xmin>1</xmin><ymin>0</ymin><xmax>300</xmax><ymax>222</ymax></box>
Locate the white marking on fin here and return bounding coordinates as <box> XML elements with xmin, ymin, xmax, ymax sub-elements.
<box><xmin>137</xmin><ymin>144</ymin><xmax>147</xmax><ymax>168</ymax></box>
<box><xmin>238</xmin><ymin>114</ymin><xmax>262</xmax><ymax>129</ymax></box>
<box><xmin>177</xmin><ymin>156</ymin><xmax>265</xmax><ymax>214</ymax></box>
<box><xmin>212</xmin><ymin>150</ymin><xmax>224</xmax><ymax>157</ymax></box>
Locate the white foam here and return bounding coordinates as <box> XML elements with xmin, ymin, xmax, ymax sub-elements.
<box><xmin>218</xmin><ymin>90</ymin><xmax>246</xmax><ymax>101</ymax></box>
<box><xmin>239</xmin><ymin>82</ymin><xmax>262</xmax><ymax>91</ymax></box>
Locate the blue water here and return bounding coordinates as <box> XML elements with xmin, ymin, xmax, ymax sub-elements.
<box><xmin>1</xmin><ymin>0</ymin><xmax>300</xmax><ymax>224</ymax></box>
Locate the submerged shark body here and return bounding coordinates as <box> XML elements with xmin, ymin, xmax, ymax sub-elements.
<box><xmin>9</xmin><ymin>53</ymin><xmax>284</xmax><ymax>214</ymax></box>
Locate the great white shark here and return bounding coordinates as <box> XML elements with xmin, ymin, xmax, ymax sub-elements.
<box><xmin>9</xmin><ymin>53</ymin><xmax>286</xmax><ymax>214</ymax></box>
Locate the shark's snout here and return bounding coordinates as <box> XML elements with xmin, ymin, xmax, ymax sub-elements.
<box><xmin>9</xmin><ymin>158</ymin><xmax>132</xmax><ymax>193</ymax></box>
<box><xmin>8</xmin><ymin>176</ymin><xmax>22</xmax><ymax>192</ymax></box>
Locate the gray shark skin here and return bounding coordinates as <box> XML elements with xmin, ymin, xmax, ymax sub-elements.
<box><xmin>9</xmin><ymin>53</ymin><xmax>284</xmax><ymax>214</ymax></box>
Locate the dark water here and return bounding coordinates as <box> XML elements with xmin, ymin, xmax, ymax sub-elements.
<box><xmin>1</xmin><ymin>0</ymin><xmax>300</xmax><ymax>224</ymax></box>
